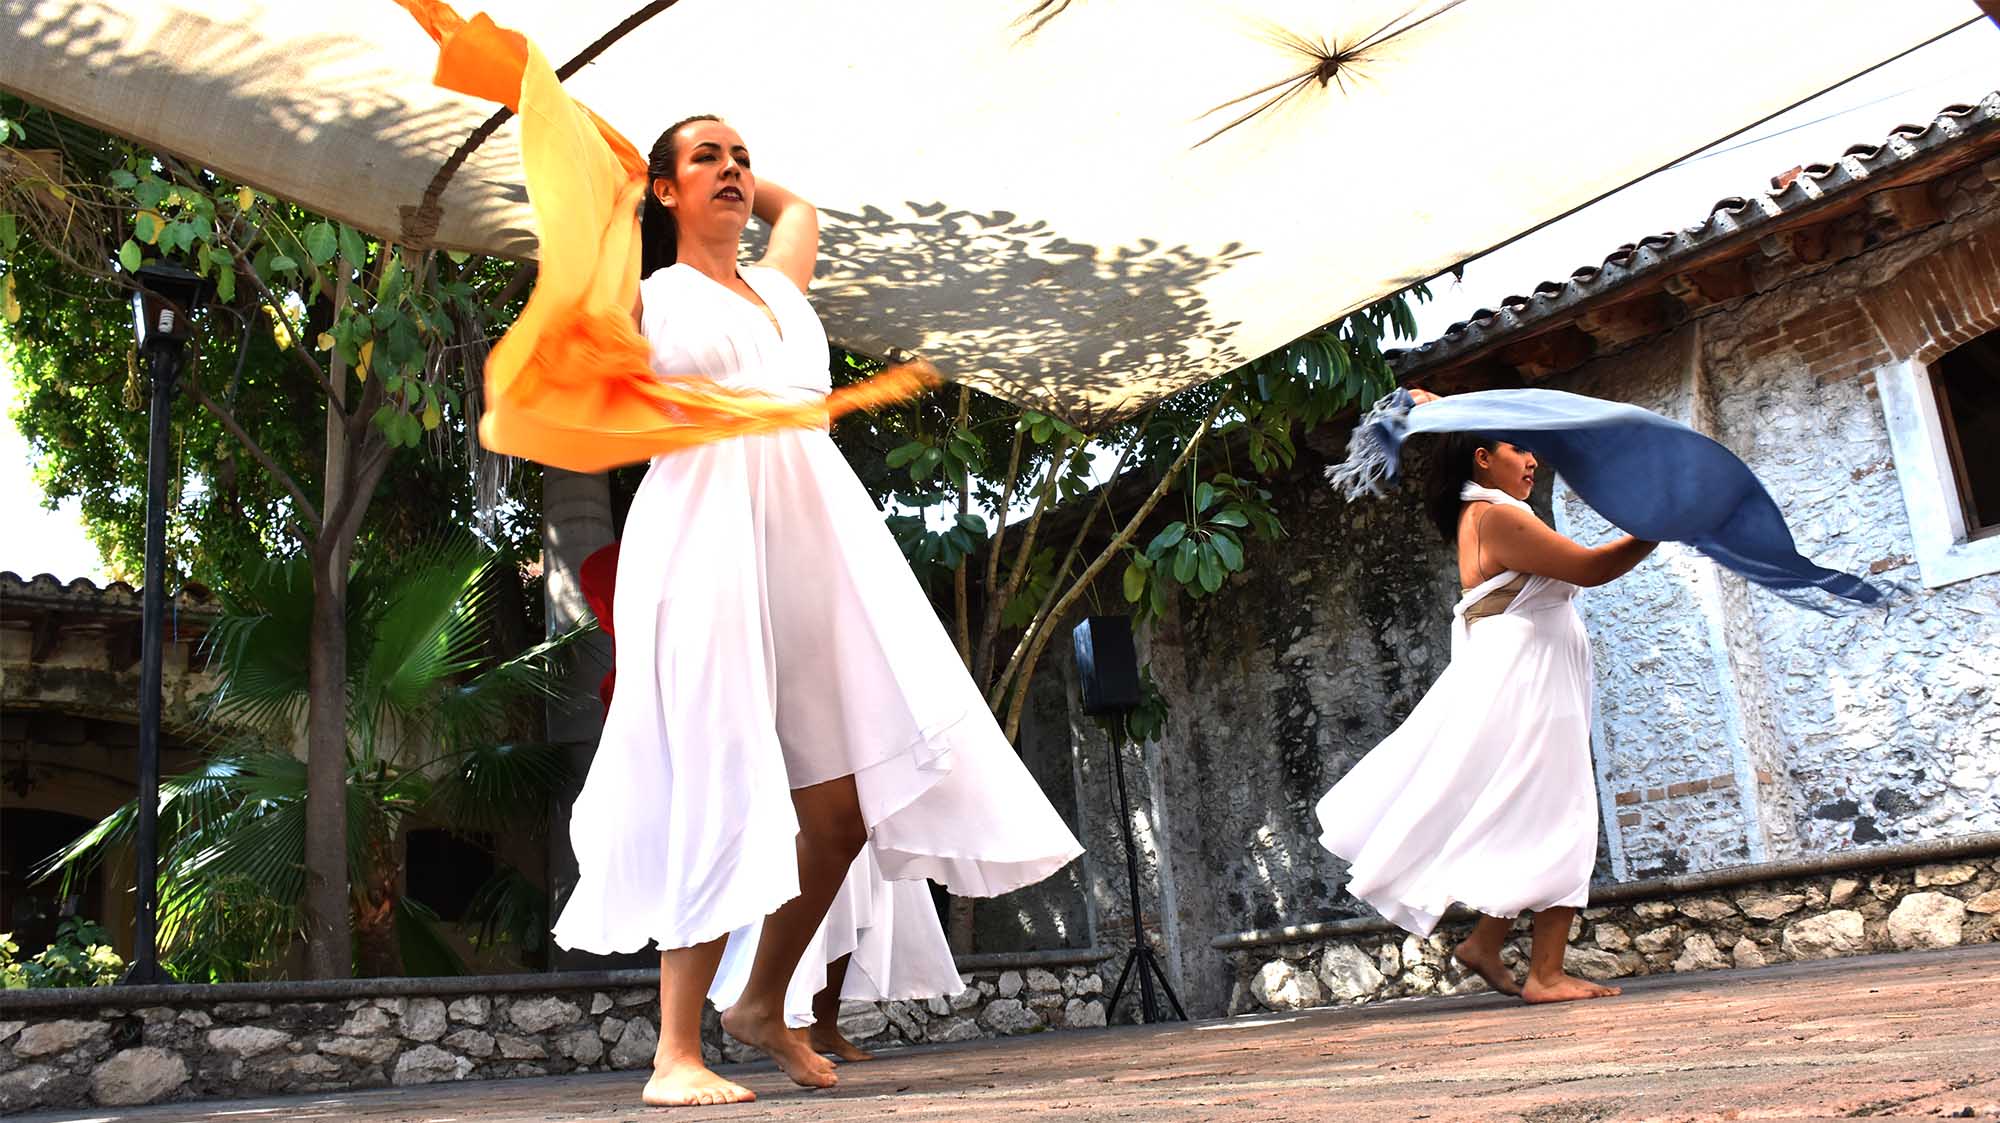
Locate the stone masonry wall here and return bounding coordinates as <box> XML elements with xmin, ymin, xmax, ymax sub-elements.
<box><xmin>0</xmin><ymin>957</ymin><xmax>1112</xmax><ymax>1114</ymax></box>
<box><xmin>1701</xmin><ymin>199</ymin><xmax>2000</xmax><ymax>854</ymax></box>
<box><xmin>1227</xmin><ymin>847</ymin><xmax>2000</xmax><ymax>1014</ymax></box>
<box><xmin>1537</xmin><ymin>185</ymin><xmax>2000</xmax><ymax>877</ymax></box>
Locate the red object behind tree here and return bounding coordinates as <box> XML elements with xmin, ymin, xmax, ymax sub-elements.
<box><xmin>578</xmin><ymin>541</ymin><xmax>620</xmax><ymax>710</ymax></box>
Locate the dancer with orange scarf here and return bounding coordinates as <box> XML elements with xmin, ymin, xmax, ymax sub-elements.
<box><xmin>397</xmin><ymin>5</ymin><xmax>1082</xmax><ymax>1107</ymax></box>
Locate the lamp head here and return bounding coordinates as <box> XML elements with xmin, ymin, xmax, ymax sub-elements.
<box><xmin>129</xmin><ymin>262</ymin><xmax>209</xmax><ymax>351</ymax></box>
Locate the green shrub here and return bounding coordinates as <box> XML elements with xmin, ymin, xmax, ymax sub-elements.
<box><xmin>0</xmin><ymin>919</ymin><xmax>125</xmax><ymax>988</ymax></box>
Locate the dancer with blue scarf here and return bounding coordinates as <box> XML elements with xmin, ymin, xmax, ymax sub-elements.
<box><xmin>1316</xmin><ymin>386</ymin><xmax>1882</xmax><ymax>1002</ymax></box>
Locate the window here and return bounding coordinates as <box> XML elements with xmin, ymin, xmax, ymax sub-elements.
<box><xmin>1877</xmin><ymin>327</ymin><xmax>2000</xmax><ymax>587</ymax></box>
<box><xmin>1930</xmin><ymin>330</ymin><xmax>2000</xmax><ymax>539</ymax></box>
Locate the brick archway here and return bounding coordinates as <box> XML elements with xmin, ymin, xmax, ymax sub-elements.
<box><xmin>1861</xmin><ymin>223</ymin><xmax>2000</xmax><ymax>367</ymax></box>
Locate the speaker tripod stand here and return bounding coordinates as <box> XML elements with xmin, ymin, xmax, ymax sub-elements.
<box><xmin>1072</xmin><ymin>615</ymin><xmax>1185</xmax><ymax>1024</ymax></box>
<box><xmin>1103</xmin><ymin>727</ymin><xmax>1186</xmax><ymax>1024</ymax></box>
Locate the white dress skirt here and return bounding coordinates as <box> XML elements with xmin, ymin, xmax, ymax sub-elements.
<box><xmin>711</xmin><ymin>848</ymin><xmax>965</xmax><ymax>1029</ymax></box>
<box><xmin>1315</xmin><ymin>565</ymin><xmax>1598</xmax><ymax>937</ymax></box>
<box><xmin>551</xmin><ymin>263</ymin><xmax>1084</xmax><ymax>995</ymax></box>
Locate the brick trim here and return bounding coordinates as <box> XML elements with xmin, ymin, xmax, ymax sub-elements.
<box><xmin>1614</xmin><ymin>770</ymin><xmax>1741</xmax><ymax>811</ymax></box>
<box><xmin>1860</xmin><ymin>224</ymin><xmax>2000</xmax><ymax>367</ymax></box>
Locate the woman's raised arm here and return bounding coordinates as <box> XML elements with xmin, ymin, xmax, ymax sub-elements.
<box><xmin>754</xmin><ymin>178</ymin><xmax>818</xmax><ymax>294</ymax></box>
<box><xmin>1479</xmin><ymin>505</ymin><xmax>1656</xmax><ymax>588</ymax></box>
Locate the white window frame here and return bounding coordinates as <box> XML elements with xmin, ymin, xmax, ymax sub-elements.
<box><xmin>1876</xmin><ymin>358</ymin><xmax>2000</xmax><ymax>588</ymax></box>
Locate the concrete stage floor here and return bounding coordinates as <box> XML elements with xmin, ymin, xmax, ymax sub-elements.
<box><xmin>18</xmin><ymin>944</ymin><xmax>2000</xmax><ymax>1122</ymax></box>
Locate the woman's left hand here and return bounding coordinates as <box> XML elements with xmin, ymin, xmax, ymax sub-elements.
<box><xmin>1407</xmin><ymin>388</ymin><xmax>1440</xmax><ymax>406</ymax></box>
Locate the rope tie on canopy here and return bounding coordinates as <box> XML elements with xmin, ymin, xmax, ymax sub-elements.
<box><xmin>397</xmin><ymin>1</ymin><xmax>682</xmax><ymax>247</ymax></box>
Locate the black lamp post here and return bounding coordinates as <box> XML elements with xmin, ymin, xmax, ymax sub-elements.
<box><xmin>121</xmin><ymin>262</ymin><xmax>208</xmax><ymax>986</ymax></box>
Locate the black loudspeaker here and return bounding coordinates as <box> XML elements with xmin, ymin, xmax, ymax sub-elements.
<box><xmin>1072</xmin><ymin>615</ymin><xmax>1141</xmax><ymax>715</ymax></box>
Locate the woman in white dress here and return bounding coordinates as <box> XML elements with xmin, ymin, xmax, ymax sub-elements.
<box><xmin>1315</xmin><ymin>389</ymin><xmax>1656</xmax><ymax>1004</ymax></box>
<box><xmin>549</xmin><ymin>115</ymin><xmax>1082</xmax><ymax>1105</ymax></box>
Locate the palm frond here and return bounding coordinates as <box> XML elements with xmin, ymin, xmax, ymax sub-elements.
<box><xmin>422</xmin><ymin>741</ymin><xmax>571</xmax><ymax>832</ymax></box>
<box><xmin>465</xmin><ymin>861</ymin><xmax>550</xmax><ymax>955</ymax></box>
<box><xmin>429</xmin><ymin>618</ymin><xmax>588</xmax><ymax>745</ymax></box>
<box><xmin>51</xmin><ymin>529</ymin><xmax>566</xmax><ymax>979</ymax></box>
<box><xmin>37</xmin><ymin>752</ymin><xmax>265</xmax><ymax>893</ymax></box>
<box><xmin>393</xmin><ymin>896</ymin><xmax>468</xmax><ymax>977</ymax></box>
<box><xmin>166</xmin><ymin>775</ymin><xmax>310</xmax><ymax>907</ymax></box>
<box><xmin>199</xmin><ymin>556</ymin><xmax>317</xmax><ymax>732</ymax></box>
<box><xmin>159</xmin><ymin>879</ymin><xmax>301</xmax><ymax>982</ymax></box>
<box><xmin>360</xmin><ymin>535</ymin><xmax>493</xmax><ymax>742</ymax></box>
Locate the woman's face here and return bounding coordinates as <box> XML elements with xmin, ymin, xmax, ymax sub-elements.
<box><xmin>654</xmin><ymin>119</ymin><xmax>755</xmax><ymax>238</ymax></box>
<box><xmin>1473</xmin><ymin>442</ymin><xmax>1538</xmax><ymax>501</ymax></box>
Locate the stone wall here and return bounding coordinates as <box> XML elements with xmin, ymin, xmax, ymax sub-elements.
<box><xmin>0</xmin><ymin>953</ymin><xmax>1112</xmax><ymax>1114</ymax></box>
<box><xmin>1222</xmin><ymin>840</ymin><xmax>2000</xmax><ymax>1014</ymax></box>
<box><xmin>1539</xmin><ymin>187</ymin><xmax>2000</xmax><ymax>877</ymax></box>
<box><xmin>969</xmin><ymin>653</ymin><xmax>1095</xmax><ymax>954</ymax></box>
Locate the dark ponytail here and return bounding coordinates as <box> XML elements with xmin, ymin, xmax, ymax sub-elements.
<box><xmin>1423</xmin><ymin>433</ymin><xmax>1500</xmax><ymax>541</ymax></box>
<box><xmin>639</xmin><ymin>113</ymin><xmax>722</xmax><ymax>279</ymax></box>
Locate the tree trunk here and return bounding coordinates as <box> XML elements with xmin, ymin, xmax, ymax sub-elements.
<box><xmin>300</xmin><ymin>266</ymin><xmax>355</xmax><ymax>981</ymax></box>
<box><xmin>947</xmin><ymin>896</ymin><xmax>976</xmax><ymax>954</ymax></box>
<box><xmin>352</xmin><ymin>842</ymin><xmax>401</xmax><ymax>978</ymax></box>
<box><xmin>303</xmin><ymin>547</ymin><xmax>353</xmax><ymax>979</ymax></box>
<box><xmin>1001</xmin><ymin>392</ymin><xmax>1232</xmax><ymax>742</ymax></box>
<box><xmin>540</xmin><ymin>466</ymin><xmax>620</xmax><ymax>969</ymax></box>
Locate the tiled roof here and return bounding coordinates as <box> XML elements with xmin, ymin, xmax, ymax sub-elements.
<box><xmin>1391</xmin><ymin>91</ymin><xmax>2000</xmax><ymax>375</ymax></box>
<box><xmin>0</xmin><ymin>570</ymin><xmax>218</xmax><ymax>617</ymax></box>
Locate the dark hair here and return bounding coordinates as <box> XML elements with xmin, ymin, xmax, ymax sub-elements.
<box><xmin>639</xmin><ymin>113</ymin><xmax>723</xmax><ymax>279</ymax></box>
<box><xmin>1424</xmin><ymin>432</ymin><xmax>1500</xmax><ymax>541</ymax></box>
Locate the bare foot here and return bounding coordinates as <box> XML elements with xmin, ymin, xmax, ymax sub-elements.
<box><xmin>809</xmin><ymin>1024</ymin><xmax>876</xmax><ymax>1063</ymax></box>
<box><xmin>1452</xmin><ymin>939</ymin><xmax>1523</xmax><ymax>996</ymax></box>
<box><xmin>643</xmin><ymin>1058</ymin><xmax>757</xmax><ymax>1106</ymax></box>
<box><xmin>1521</xmin><ymin>972</ymin><xmax>1622</xmax><ymax>1004</ymax></box>
<box><xmin>721</xmin><ymin>1005</ymin><xmax>838</xmax><ymax>1088</ymax></box>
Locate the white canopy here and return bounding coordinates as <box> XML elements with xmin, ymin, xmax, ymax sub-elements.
<box><xmin>2</xmin><ymin>1</ymin><xmax>1977</xmax><ymax>423</ymax></box>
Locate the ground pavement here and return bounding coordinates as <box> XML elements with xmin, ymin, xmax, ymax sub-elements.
<box><xmin>17</xmin><ymin>944</ymin><xmax>2000</xmax><ymax>1122</ymax></box>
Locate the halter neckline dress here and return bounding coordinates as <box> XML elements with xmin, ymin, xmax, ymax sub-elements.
<box><xmin>551</xmin><ymin>263</ymin><xmax>1083</xmax><ymax>998</ymax></box>
<box><xmin>1315</xmin><ymin>485</ymin><xmax>1598</xmax><ymax>935</ymax></box>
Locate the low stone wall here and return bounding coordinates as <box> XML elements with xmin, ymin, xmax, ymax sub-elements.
<box><xmin>0</xmin><ymin>949</ymin><xmax>1110</xmax><ymax>1114</ymax></box>
<box><xmin>1218</xmin><ymin>836</ymin><xmax>2000</xmax><ymax>1013</ymax></box>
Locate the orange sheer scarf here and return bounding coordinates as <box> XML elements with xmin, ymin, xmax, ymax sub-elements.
<box><xmin>394</xmin><ymin>2</ymin><xmax>934</xmax><ymax>472</ymax></box>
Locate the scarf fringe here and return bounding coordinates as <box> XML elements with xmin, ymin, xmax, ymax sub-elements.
<box><xmin>1323</xmin><ymin>388</ymin><xmax>1415</xmax><ymax>500</ymax></box>
<box><xmin>1741</xmin><ymin>570</ymin><xmax>1914</xmax><ymax>617</ymax></box>
<box><xmin>827</xmin><ymin>361</ymin><xmax>943</xmax><ymax>418</ymax></box>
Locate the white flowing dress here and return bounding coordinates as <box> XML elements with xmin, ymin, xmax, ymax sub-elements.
<box><xmin>711</xmin><ymin>848</ymin><xmax>965</xmax><ymax>1028</ymax></box>
<box><xmin>1315</xmin><ymin>485</ymin><xmax>1598</xmax><ymax>937</ymax></box>
<box><xmin>551</xmin><ymin>263</ymin><xmax>1084</xmax><ymax>984</ymax></box>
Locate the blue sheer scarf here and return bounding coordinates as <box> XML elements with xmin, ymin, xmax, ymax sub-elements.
<box><xmin>1326</xmin><ymin>388</ymin><xmax>1885</xmax><ymax>609</ymax></box>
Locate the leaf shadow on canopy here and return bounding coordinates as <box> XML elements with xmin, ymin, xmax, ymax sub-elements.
<box><xmin>809</xmin><ymin>200</ymin><xmax>1257</xmax><ymax>433</ymax></box>
<box><xmin>5</xmin><ymin>0</ymin><xmax>529</xmax><ymax>249</ymax></box>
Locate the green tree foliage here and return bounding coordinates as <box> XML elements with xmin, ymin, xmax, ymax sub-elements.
<box><xmin>42</xmin><ymin>537</ymin><xmax>582</xmax><ymax>980</ymax></box>
<box><xmin>833</xmin><ymin>284</ymin><xmax>1428</xmax><ymax>755</ymax></box>
<box><xmin>2</xmin><ymin>94</ymin><xmax>541</xmax><ymax>977</ymax></box>
<box><xmin>0</xmin><ymin>94</ymin><xmax>541</xmax><ymax>586</ymax></box>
